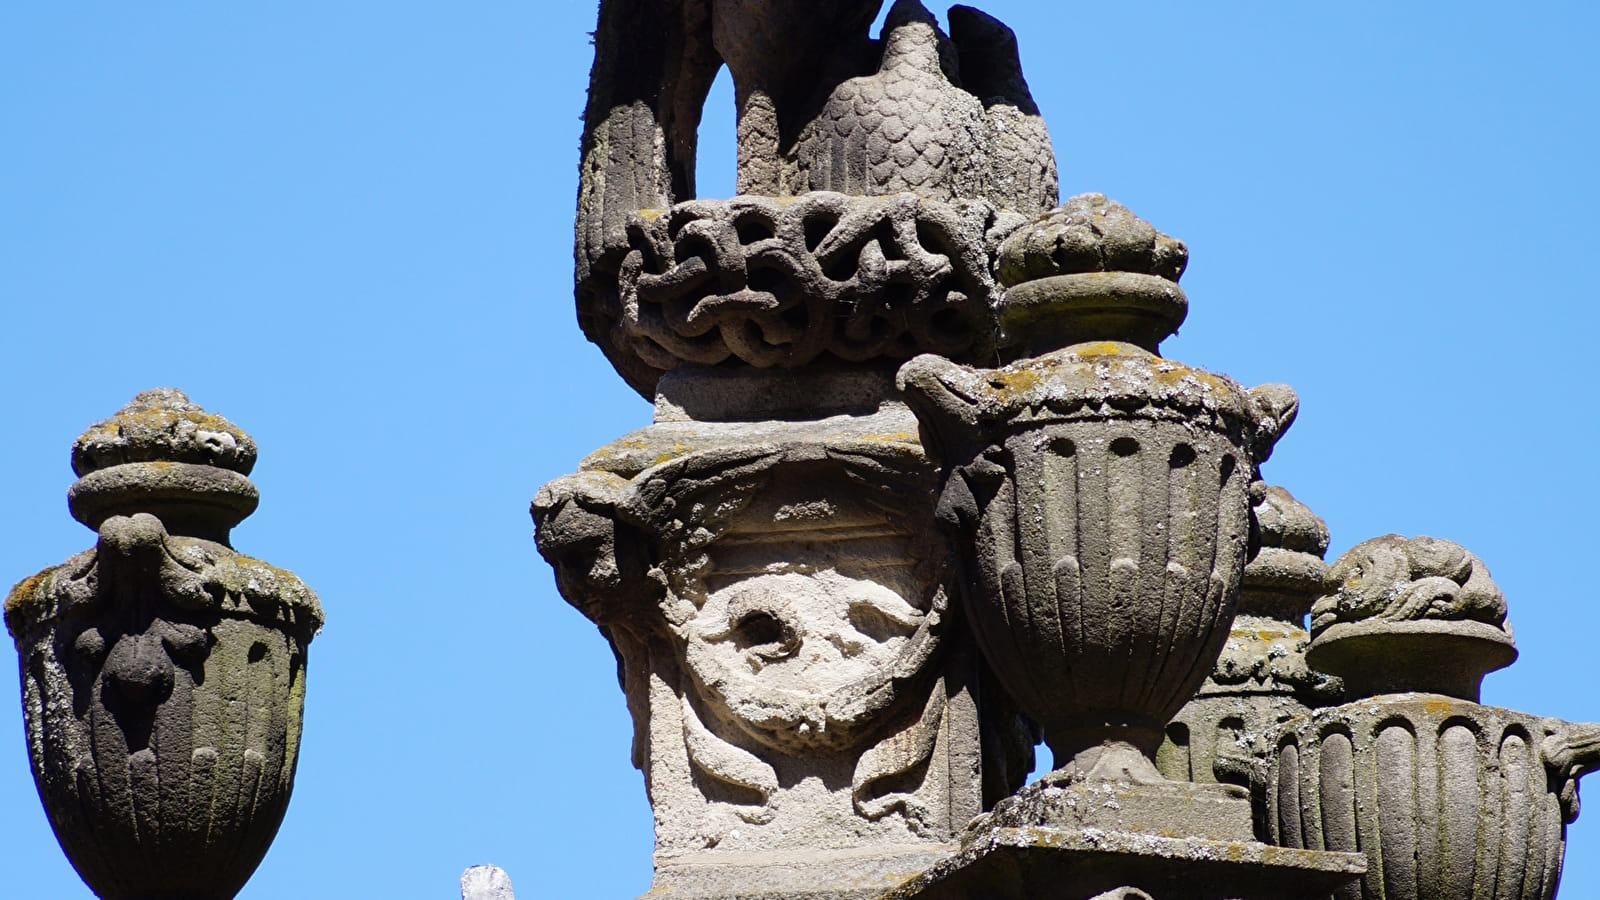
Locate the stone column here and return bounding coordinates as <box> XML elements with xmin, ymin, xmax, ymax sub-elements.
<box><xmin>5</xmin><ymin>389</ymin><xmax>323</xmax><ymax>900</ymax></box>
<box><xmin>542</xmin><ymin>191</ymin><xmax>1041</xmax><ymax>896</ymax></box>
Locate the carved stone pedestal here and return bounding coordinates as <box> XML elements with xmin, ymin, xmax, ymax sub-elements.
<box><xmin>536</xmin><ymin>368</ymin><xmax>1033</xmax><ymax>900</ymax></box>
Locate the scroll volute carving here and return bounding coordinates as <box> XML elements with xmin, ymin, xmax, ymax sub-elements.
<box><xmin>5</xmin><ymin>389</ymin><xmax>322</xmax><ymax>900</ymax></box>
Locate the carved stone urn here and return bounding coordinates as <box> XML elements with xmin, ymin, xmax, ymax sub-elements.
<box><xmin>5</xmin><ymin>389</ymin><xmax>323</xmax><ymax>900</ymax></box>
<box><xmin>888</xmin><ymin>195</ymin><xmax>1365</xmax><ymax>898</ymax></box>
<box><xmin>1263</xmin><ymin>535</ymin><xmax>1600</xmax><ymax>900</ymax></box>
<box><xmin>899</xmin><ymin>195</ymin><xmax>1296</xmax><ymax>796</ymax></box>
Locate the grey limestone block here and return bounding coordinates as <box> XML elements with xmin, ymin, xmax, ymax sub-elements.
<box><xmin>5</xmin><ymin>389</ymin><xmax>323</xmax><ymax>900</ymax></box>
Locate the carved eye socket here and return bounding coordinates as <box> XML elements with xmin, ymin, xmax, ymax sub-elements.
<box><xmin>732</xmin><ymin>611</ymin><xmax>798</xmax><ymax>661</ymax></box>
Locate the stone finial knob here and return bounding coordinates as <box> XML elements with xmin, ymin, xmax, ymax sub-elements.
<box><xmin>1241</xmin><ymin>486</ymin><xmax>1329</xmax><ymax>621</ymax></box>
<box><xmin>995</xmin><ymin>194</ymin><xmax>1189</xmax><ymax>354</ymax></box>
<box><xmin>1307</xmin><ymin>535</ymin><xmax>1515</xmax><ymax>701</ymax></box>
<box><xmin>66</xmin><ymin>388</ymin><xmax>259</xmax><ymax>543</ymax></box>
<box><xmin>461</xmin><ymin>865</ymin><xmax>515</xmax><ymax>900</ymax></box>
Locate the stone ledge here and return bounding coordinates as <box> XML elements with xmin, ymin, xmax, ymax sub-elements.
<box><xmin>880</xmin><ymin>827</ymin><xmax>1365</xmax><ymax>900</ymax></box>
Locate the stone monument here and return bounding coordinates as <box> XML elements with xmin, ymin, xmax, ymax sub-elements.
<box><xmin>6</xmin><ymin>4</ymin><xmax>1598</xmax><ymax>900</ymax></box>
<box><xmin>536</xmin><ymin>0</ymin><xmax>1600</xmax><ymax>898</ymax></box>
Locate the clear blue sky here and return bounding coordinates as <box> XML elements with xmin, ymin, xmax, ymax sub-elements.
<box><xmin>3</xmin><ymin>2</ymin><xmax>1597</xmax><ymax>896</ymax></box>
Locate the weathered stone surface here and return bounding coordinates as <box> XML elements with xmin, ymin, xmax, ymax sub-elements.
<box><xmin>899</xmin><ymin>340</ymin><xmax>1294</xmax><ymax>793</ymax></box>
<box><xmin>1309</xmin><ymin>535</ymin><xmax>1514</xmax><ymax>702</ymax></box>
<box><xmin>1251</xmin><ymin>537</ymin><xmax>1600</xmax><ymax>900</ymax></box>
<box><xmin>881</xmin><ymin>826</ymin><xmax>1365</xmax><ymax>900</ymax></box>
<box><xmin>461</xmin><ymin>864</ymin><xmax>515</xmax><ymax>900</ymax></box>
<box><xmin>535</xmin><ymin>371</ymin><xmax>1032</xmax><ymax>898</ymax></box>
<box><xmin>5</xmin><ymin>389</ymin><xmax>323</xmax><ymax>900</ymax></box>
<box><xmin>581</xmin><ymin>192</ymin><xmax>1004</xmax><ymax>396</ymax></box>
<box><xmin>1265</xmin><ymin>698</ymin><xmax>1589</xmax><ymax>900</ymax></box>
<box><xmin>1159</xmin><ymin>486</ymin><xmax>1340</xmax><ymax>789</ymax></box>
<box><xmin>994</xmin><ymin>195</ymin><xmax>1190</xmax><ymax>356</ymax></box>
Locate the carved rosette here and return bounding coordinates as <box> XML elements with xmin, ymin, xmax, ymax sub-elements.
<box><xmin>1257</xmin><ymin>536</ymin><xmax>1600</xmax><ymax>900</ymax></box>
<box><xmin>900</xmin><ymin>343</ymin><xmax>1294</xmax><ymax>778</ymax></box>
<box><xmin>5</xmin><ymin>390</ymin><xmax>322</xmax><ymax>900</ymax></box>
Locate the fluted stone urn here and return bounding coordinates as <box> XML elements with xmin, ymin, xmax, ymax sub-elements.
<box><xmin>888</xmin><ymin>195</ymin><xmax>1364</xmax><ymax>898</ymax></box>
<box><xmin>1262</xmin><ymin>535</ymin><xmax>1600</xmax><ymax>900</ymax></box>
<box><xmin>5</xmin><ymin>389</ymin><xmax>323</xmax><ymax>900</ymax></box>
<box><xmin>899</xmin><ymin>196</ymin><xmax>1296</xmax><ymax>793</ymax></box>
<box><xmin>1158</xmin><ymin>485</ymin><xmax>1341</xmax><ymax>789</ymax></box>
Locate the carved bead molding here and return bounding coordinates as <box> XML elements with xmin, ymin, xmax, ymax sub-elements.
<box><xmin>5</xmin><ymin>389</ymin><xmax>322</xmax><ymax>900</ymax></box>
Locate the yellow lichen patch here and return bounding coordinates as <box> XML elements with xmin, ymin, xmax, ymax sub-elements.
<box><xmin>1070</xmin><ymin>341</ymin><xmax>1133</xmax><ymax>359</ymax></box>
<box><xmin>4</xmin><ymin>568</ymin><xmax>57</xmax><ymax>634</ymax></box>
<box><xmin>855</xmin><ymin>431</ymin><xmax>919</xmax><ymax>445</ymax></box>
<box><xmin>1423</xmin><ymin>698</ymin><xmax>1462</xmax><ymax>716</ymax></box>
<box><xmin>986</xmin><ymin>363</ymin><xmax>1046</xmax><ymax>395</ymax></box>
<box><xmin>637</xmin><ymin>208</ymin><xmax>664</xmax><ymax>222</ymax></box>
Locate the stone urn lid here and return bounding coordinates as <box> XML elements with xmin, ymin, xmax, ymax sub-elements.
<box><xmin>1307</xmin><ymin>535</ymin><xmax>1516</xmax><ymax>702</ymax></box>
<box><xmin>995</xmin><ymin>193</ymin><xmax>1189</xmax><ymax>355</ymax></box>
<box><xmin>66</xmin><ymin>388</ymin><xmax>259</xmax><ymax>543</ymax></box>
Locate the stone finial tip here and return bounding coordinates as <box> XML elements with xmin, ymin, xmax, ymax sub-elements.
<box><xmin>1254</xmin><ymin>486</ymin><xmax>1329</xmax><ymax>557</ymax></box>
<box><xmin>996</xmin><ymin>193</ymin><xmax>1188</xmax><ymax>288</ymax></box>
<box><xmin>72</xmin><ymin>387</ymin><xmax>258</xmax><ymax>478</ymax></box>
<box><xmin>461</xmin><ymin>864</ymin><xmax>515</xmax><ymax>900</ymax></box>
<box><xmin>1311</xmin><ymin>535</ymin><xmax>1508</xmax><ymax>636</ymax></box>
<box><xmin>994</xmin><ymin>194</ymin><xmax>1190</xmax><ymax>353</ymax></box>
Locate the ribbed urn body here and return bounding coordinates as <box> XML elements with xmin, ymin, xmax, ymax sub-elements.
<box><xmin>966</xmin><ymin>414</ymin><xmax>1252</xmax><ymax>757</ymax></box>
<box><xmin>900</xmin><ymin>343</ymin><xmax>1282</xmax><ymax>766</ymax></box>
<box><xmin>13</xmin><ymin>575</ymin><xmax>315</xmax><ymax>900</ymax></box>
<box><xmin>1267</xmin><ymin>698</ymin><xmax>1571</xmax><ymax>900</ymax></box>
<box><xmin>5</xmin><ymin>390</ymin><xmax>322</xmax><ymax>900</ymax></box>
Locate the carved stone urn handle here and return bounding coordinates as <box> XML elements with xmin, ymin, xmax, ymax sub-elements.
<box><xmin>1543</xmin><ymin>720</ymin><xmax>1600</xmax><ymax>823</ymax></box>
<box><xmin>5</xmin><ymin>390</ymin><xmax>322</xmax><ymax>900</ymax></box>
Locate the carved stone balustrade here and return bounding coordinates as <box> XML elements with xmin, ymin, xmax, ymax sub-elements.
<box><xmin>5</xmin><ymin>389</ymin><xmax>322</xmax><ymax>900</ymax></box>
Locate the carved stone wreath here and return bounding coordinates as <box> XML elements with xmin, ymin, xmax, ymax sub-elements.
<box><xmin>577</xmin><ymin>192</ymin><xmax>1003</xmax><ymax>397</ymax></box>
